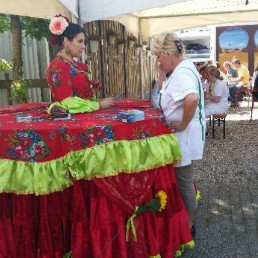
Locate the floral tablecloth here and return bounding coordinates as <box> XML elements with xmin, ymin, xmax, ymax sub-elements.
<box><xmin>0</xmin><ymin>98</ymin><xmax>193</xmax><ymax>258</ymax></box>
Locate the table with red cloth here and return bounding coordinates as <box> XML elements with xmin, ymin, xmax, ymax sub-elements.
<box><xmin>0</xmin><ymin>98</ymin><xmax>193</xmax><ymax>258</ymax></box>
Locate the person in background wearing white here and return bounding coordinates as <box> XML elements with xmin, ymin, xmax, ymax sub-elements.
<box><xmin>199</xmin><ymin>65</ymin><xmax>209</xmax><ymax>92</ymax></box>
<box><xmin>151</xmin><ymin>32</ymin><xmax>206</xmax><ymax>238</ymax></box>
<box><xmin>204</xmin><ymin>66</ymin><xmax>229</xmax><ymax>117</ymax></box>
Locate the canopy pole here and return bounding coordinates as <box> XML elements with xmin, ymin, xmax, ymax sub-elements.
<box><xmin>138</xmin><ymin>18</ymin><xmax>144</xmax><ymax>99</ymax></box>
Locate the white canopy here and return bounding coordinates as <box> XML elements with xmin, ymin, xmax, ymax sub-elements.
<box><xmin>0</xmin><ymin>0</ymin><xmax>72</xmax><ymax>21</ymax></box>
<box><xmin>1</xmin><ymin>0</ymin><xmax>258</xmax><ymax>38</ymax></box>
<box><xmin>59</xmin><ymin>0</ymin><xmax>258</xmax><ymax>38</ymax></box>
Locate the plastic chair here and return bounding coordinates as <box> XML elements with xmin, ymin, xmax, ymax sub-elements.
<box><xmin>234</xmin><ymin>78</ymin><xmax>252</xmax><ymax>107</ymax></box>
<box><xmin>234</xmin><ymin>84</ymin><xmax>252</xmax><ymax>107</ymax></box>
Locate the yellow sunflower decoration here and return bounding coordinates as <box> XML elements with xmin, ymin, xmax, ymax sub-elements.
<box><xmin>126</xmin><ymin>190</ymin><xmax>168</xmax><ymax>242</ymax></box>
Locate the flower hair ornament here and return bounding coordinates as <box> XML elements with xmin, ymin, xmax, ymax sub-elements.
<box><xmin>49</xmin><ymin>14</ymin><xmax>69</xmax><ymax>35</ymax></box>
<box><xmin>175</xmin><ymin>39</ymin><xmax>184</xmax><ymax>53</ymax></box>
<box><xmin>49</xmin><ymin>14</ymin><xmax>70</xmax><ymax>46</ymax></box>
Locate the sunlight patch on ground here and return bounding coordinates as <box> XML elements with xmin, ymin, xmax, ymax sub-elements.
<box><xmin>226</xmin><ymin>101</ymin><xmax>258</xmax><ymax>121</ymax></box>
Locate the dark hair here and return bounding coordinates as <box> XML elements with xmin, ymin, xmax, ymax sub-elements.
<box><xmin>231</xmin><ymin>58</ymin><xmax>240</xmax><ymax>65</ymax></box>
<box><xmin>63</xmin><ymin>23</ymin><xmax>85</xmax><ymax>41</ymax></box>
<box><xmin>215</xmin><ymin>61</ymin><xmax>221</xmax><ymax>69</ymax></box>
<box><xmin>199</xmin><ymin>65</ymin><xmax>207</xmax><ymax>74</ymax></box>
<box><xmin>50</xmin><ymin>23</ymin><xmax>85</xmax><ymax>46</ymax></box>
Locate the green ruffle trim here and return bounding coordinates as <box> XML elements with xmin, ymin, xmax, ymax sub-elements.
<box><xmin>174</xmin><ymin>240</ymin><xmax>195</xmax><ymax>257</ymax></box>
<box><xmin>196</xmin><ymin>190</ymin><xmax>201</xmax><ymax>202</ymax></box>
<box><xmin>47</xmin><ymin>96</ymin><xmax>100</xmax><ymax>114</ymax></box>
<box><xmin>149</xmin><ymin>255</ymin><xmax>161</xmax><ymax>258</ymax></box>
<box><xmin>0</xmin><ymin>134</ymin><xmax>181</xmax><ymax>195</ymax></box>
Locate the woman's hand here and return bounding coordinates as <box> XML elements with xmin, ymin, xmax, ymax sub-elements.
<box><xmin>204</xmin><ymin>92</ymin><xmax>212</xmax><ymax>100</ymax></box>
<box><xmin>169</xmin><ymin>121</ymin><xmax>184</xmax><ymax>132</ymax></box>
<box><xmin>99</xmin><ymin>98</ymin><xmax>114</xmax><ymax>109</ymax></box>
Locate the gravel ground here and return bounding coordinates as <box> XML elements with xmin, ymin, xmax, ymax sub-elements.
<box><xmin>181</xmin><ymin>101</ymin><xmax>258</xmax><ymax>258</ymax></box>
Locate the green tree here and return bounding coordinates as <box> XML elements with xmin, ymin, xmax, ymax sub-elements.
<box><xmin>0</xmin><ymin>14</ymin><xmax>50</xmax><ymax>79</ymax></box>
<box><xmin>0</xmin><ymin>14</ymin><xmax>10</xmax><ymax>32</ymax></box>
<box><xmin>10</xmin><ymin>15</ymin><xmax>23</xmax><ymax>80</ymax></box>
<box><xmin>0</xmin><ymin>14</ymin><xmax>50</xmax><ymax>103</ymax></box>
<box><xmin>21</xmin><ymin>16</ymin><xmax>50</xmax><ymax>41</ymax></box>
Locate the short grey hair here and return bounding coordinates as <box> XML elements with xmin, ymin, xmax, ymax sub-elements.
<box><xmin>151</xmin><ymin>32</ymin><xmax>185</xmax><ymax>59</ymax></box>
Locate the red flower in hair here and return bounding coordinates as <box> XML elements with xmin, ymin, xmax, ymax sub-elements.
<box><xmin>50</xmin><ymin>35</ymin><xmax>60</xmax><ymax>46</ymax></box>
<box><xmin>55</xmin><ymin>14</ymin><xmax>70</xmax><ymax>23</ymax></box>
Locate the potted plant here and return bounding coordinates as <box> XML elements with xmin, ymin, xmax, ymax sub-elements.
<box><xmin>88</xmin><ymin>35</ymin><xmax>101</xmax><ymax>53</ymax></box>
<box><xmin>107</xmin><ymin>30</ymin><xmax>117</xmax><ymax>45</ymax></box>
<box><xmin>116</xmin><ymin>39</ymin><xmax>126</xmax><ymax>54</ymax></box>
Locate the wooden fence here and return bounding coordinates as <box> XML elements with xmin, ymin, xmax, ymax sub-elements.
<box><xmin>85</xmin><ymin>20</ymin><xmax>157</xmax><ymax>100</ymax></box>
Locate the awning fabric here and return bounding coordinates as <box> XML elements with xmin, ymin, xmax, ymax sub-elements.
<box><xmin>60</xmin><ymin>0</ymin><xmax>258</xmax><ymax>38</ymax></box>
<box><xmin>1</xmin><ymin>0</ymin><xmax>258</xmax><ymax>38</ymax></box>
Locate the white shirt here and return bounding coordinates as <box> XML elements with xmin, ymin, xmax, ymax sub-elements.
<box><xmin>159</xmin><ymin>59</ymin><xmax>206</xmax><ymax>167</ymax></box>
<box><xmin>204</xmin><ymin>79</ymin><xmax>229</xmax><ymax>117</ymax></box>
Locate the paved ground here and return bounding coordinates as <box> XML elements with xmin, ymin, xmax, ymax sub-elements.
<box><xmin>181</xmin><ymin>100</ymin><xmax>258</xmax><ymax>258</ymax></box>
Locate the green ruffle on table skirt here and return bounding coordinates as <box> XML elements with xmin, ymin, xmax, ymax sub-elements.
<box><xmin>174</xmin><ymin>240</ymin><xmax>195</xmax><ymax>257</ymax></box>
<box><xmin>0</xmin><ymin>134</ymin><xmax>182</xmax><ymax>195</ymax></box>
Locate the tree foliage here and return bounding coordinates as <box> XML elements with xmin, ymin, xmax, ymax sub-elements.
<box><xmin>0</xmin><ymin>14</ymin><xmax>50</xmax><ymax>40</ymax></box>
<box><xmin>0</xmin><ymin>14</ymin><xmax>50</xmax><ymax>104</ymax></box>
<box><xmin>21</xmin><ymin>16</ymin><xmax>50</xmax><ymax>41</ymax></box>
<box><xmin>0</xmin><ymin>14</ymin><xmax>10</xmax><ymax>33</ymax></box>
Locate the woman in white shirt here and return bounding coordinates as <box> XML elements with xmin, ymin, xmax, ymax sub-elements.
<box><xmin>151</xmin><ymin>32</ymin><xmax>206</xmax><ymax>237</ymax></box>
<box><xmin>204</xmin><ymin>66</ymin><xmax>229</xmax><ymax>117</ymax></box>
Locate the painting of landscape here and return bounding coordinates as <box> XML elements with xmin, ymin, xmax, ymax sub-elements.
<box><xmin>218</xmin><ymin>27</ymin><xmax>249</xmax><ymax>68</ymax></box>
<box><xmin>216</xmin><ymin>24</ymin><xmax>258</xmax><ymax>73</ymax></box>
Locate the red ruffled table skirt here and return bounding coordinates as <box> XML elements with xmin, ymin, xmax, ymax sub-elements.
<box><xmin>0</xmin><ymin>164</ymin><xmax>192</xmax><ymax>258</ymax></box>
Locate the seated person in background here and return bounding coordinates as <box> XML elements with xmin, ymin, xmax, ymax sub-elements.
<box><xmin>215</xmin><ymin>61</ymin><xmax>227</xmax><ymax>82</ymax></box>
<box><xmin>195</xmin><ymin>62</ymin><xmax>203</xmax><ymax>72</ymax></box>
<box><xmin>223</xmin><ymin>61</ymin><xmax>238</xmax><ymax>102</ymax></box>
<box><xmin>253</xmin><ymin>72</ymin><xmax>258</xmax><ymax>99</ymax></box>
<box><xmin>204</xmin><ymin>66</ymin><xmax>229</xmax><ymax>117</ymax></box>
<box><xmin>205</xmin><ymin>60</ymin><xmax>213</xmax><ymax>67</ymax></box>
<box><xmin>251</xmin><ymin>62</ymin><xmax>258</xmax><ymax>89</ymax></box>
<box><xmin>228</xmin><ymin>58</ymin><xmax>250</xmax><ymax>104</ymax></box>
<box><xmin>199</xmin><ymin>65</ymin><xmax>209</xmax><ymax>92</ymax></box>
<box><xmin>46</xmin><ymin>15</ymin><xmax>114</xmax><ymax>112</ymax></box>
